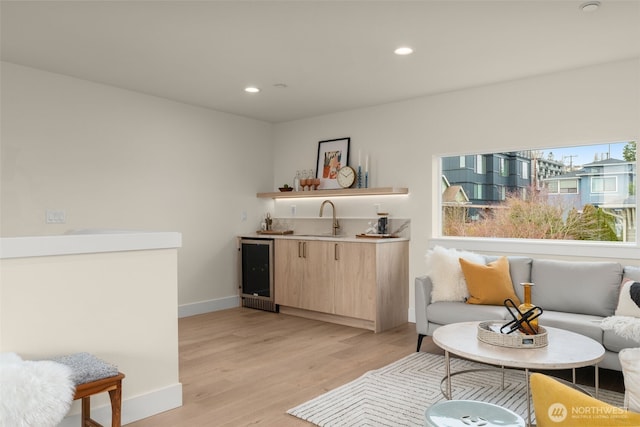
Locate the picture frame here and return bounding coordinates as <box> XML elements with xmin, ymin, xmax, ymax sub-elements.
<box><xmin>316</xmin><ymin>137</ymin><xmax>350</xmax><ymax>190</ymax></box>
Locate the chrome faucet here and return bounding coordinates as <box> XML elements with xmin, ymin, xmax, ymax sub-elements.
<box><xmin>319</xmin><ymin>200</ymin><xmax>340</xmax><ymax>236</ymax></box>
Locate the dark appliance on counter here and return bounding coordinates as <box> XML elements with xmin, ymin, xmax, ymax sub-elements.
<box><xmin>239</xmin><ymin>238</ymin><xmax>277</xmax><ymax>312</ymax></box>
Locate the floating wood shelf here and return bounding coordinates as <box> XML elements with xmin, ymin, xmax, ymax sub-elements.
<box><xmin>257</xmin><ymin>187</ymin><xmax>409</xmax><ymax>199</ymax></box>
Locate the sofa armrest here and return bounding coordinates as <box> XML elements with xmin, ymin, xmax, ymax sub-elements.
<box><xmin>415</xmin><ymin>275</ymin><xmax>433</xmax><ymax>336</ymax></box>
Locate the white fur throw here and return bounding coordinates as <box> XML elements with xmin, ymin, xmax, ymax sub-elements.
<box><xmin>425</xmin><ymin>246</ymin><xmax>484</xmax><ymax>302</ymax></box>
<box><xmin>0</xmin><ymin>352</ymin><xmax>75</xmax><ymax>427</ymax></box>
<box><xmin>600</xmin><ymin>316</ymin><xmax>640</xmax><ymax>342</ymax></box>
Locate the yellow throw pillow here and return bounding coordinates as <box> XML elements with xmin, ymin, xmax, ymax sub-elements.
<box><xmin>459</xmin><ymin>256</ymin><xmax>521</xmax><ymax>305</ymax></box>
<box><xmin>531</xmin><ymin>373</ymin><xmax>640</xmax><ymax>427</ymax></box>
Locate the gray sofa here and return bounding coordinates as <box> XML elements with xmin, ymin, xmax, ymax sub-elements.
<box><xmin>415</xmin><ymin>256</ymin><xmax>640</xmax><ymax>371</ymax></box>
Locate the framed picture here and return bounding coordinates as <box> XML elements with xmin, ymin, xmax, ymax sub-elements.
<box><xmin>316</xmin><ymin>137</ymin><xmax>350</xmax><ymax>189</ymax></box>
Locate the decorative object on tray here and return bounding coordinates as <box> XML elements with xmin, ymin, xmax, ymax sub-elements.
<box><xmin>261</xmin><ymin>213</ymin><xmax>273</xmax><ymax>231</ymax></box>
<box><xmin>518</xmin><ymin>282</ymin><xmax>539</xmax><ymax>334</ymax></box>
<box><xmin>477</xmin><ymin>321</ymin><xmax>548</xmax><ymax>348</ymax></box>
<box><xmin>377</xmin><ymin>213</ymin><xmax>389</xmax><ymax>234</ymax></box>
<box><xmin>279</xmin><ymin>185</ymin><xmax>293</xmax><ymax>192</ymax></box>
<box><xmin>502</xmin><ymin>296</ymin><xmax>543</xmax><ymax>335</ymax></box>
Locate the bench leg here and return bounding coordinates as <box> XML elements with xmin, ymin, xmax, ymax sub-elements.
<box><xmin>81</xmin><ymin>397</ymin><xmax>91</xmax><ymax>427</ymax></box>
<box><xmin>108</xmin><ymin>384</ymin><xmax>122</xmax><ymax>427</ymax></box>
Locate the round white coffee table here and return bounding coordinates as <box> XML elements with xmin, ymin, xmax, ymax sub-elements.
<box><xmin>432</xmin><ymin>321</ymin><xmax>605</xmax><ymax>427</ymax></box>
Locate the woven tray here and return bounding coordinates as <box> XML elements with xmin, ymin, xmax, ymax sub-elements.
<box><xmin>477</xmin><ymin>321</ymin><xmax>548</xmax><ymax>348</ymax></box>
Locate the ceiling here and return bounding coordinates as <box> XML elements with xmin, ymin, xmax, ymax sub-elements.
<box><xmin>1</xmin><ymin>1</ymin><xmax>639</xmax><ymax>123</ymax></box>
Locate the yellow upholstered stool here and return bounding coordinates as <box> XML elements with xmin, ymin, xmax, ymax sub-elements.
<box><xmin>530</xmin><ymin>373</ymin><xmax>640</xmax><ymax>427</ymax></box>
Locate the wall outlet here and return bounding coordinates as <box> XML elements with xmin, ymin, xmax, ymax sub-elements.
<box><xmin>290</xmin><ymin>205</ymin><xmax>296</xmax><ymax>216</ymax></box>
<box><xmin>46</xmin><ymin>209</ymin><xmax>66</xmax><ymax>224</ymax></box>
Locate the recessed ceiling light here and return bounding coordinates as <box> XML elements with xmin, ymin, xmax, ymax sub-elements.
<box><xmin>244</xmin><ymin>86</ymin><xmax>260</xmax><ymax>93</ymax></box>
<box><xmin>394</xmin><ymin>47</ymin><xmax>414</xmax><ymax>56</ymax></box>
<box><xmin>580</xmin><ymin>1</ymin><xmax>600</xmax><ymax>12</ymax></box>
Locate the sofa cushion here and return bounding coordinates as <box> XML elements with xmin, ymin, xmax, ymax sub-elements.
<box><xmin>460</xmin><ymin>256</ymin><xmax>521</xmax><ymax>306</ymax></box>
<box><xmin>426</xmin><ymin>301</ymin><xmax>509</xmax><ymax>325</ymax></box>
<box><xmin>624</xmin><ymin>265</ymin><xmax>640</xmax><ymax>282</ymax></box>
<box><xmin>603</xmin><ymin>329</ymin><xmax>640</xmax><ymax>353</ymax></box>
<box><xmin>537</xmin><ymin>310</ymin><xmax>604</xmax><ymax>343</ymax></box>
<box><xmin>531</xmin><ymin>259</ymin><xmax>622</xmax><ymax>317</ymax></box>
<box><xmin>426</xmin><ymin>246</ymin><xmax>484</xmax><ymax>302</ymax></box>
<box><xmin>484</xmin><ymin>256</ymin><xmax>533</xmax><ymax>303</ymax></box>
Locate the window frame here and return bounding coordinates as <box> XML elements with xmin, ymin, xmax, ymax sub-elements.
<box><xmin>591</xmin><ymin>176</ymin><xmax>618</xmax><ymax>193</ymax></box>
<box><xmin>432</xmin><ymin>146</ymin><xmax>639</xmax><ymax>260</ymax></box>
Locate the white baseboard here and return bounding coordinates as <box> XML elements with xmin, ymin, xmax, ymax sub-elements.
<box><xmin>178</xmin><ymin>295</ymin><xmax>240</xmax><ymax>318</ymax></box>
<box><xmin>59</xmin><ymin>383</ymin><xmax>183</xmax><ymax>427</ymax></box>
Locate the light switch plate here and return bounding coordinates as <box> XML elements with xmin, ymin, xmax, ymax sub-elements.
<box><xmin>46</xmin><ymin>209</ymin><xmax>66</xmax><ymax>224</ymax></box>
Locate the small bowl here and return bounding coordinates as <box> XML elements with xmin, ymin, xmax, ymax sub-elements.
<box><xmin>279</xmin><ymin>187</ymin><xmax>293</xmax><ymax>192</ymax></box>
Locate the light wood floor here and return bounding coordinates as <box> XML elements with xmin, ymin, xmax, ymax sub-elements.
<box><xmin>126</xmin><ymin>307</ymin><xmax>624</xmax><ymax>427</ymax></box>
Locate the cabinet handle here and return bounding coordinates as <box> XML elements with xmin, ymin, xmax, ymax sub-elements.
<box><xmin>335</xmin><ymin>243</ymin><xmax>339</xmax><ymax>260</ymax></box>
<box><xmin>298</xmin><ymin>241</ymin><xmax>302</xmax><ymax>258</ymax></box>
<box><xmin>303</xmin><ymin>242</ymin><xmax>307</xmax><ymax>258</ymax></box>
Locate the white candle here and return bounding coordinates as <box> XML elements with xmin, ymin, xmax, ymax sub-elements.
<box><xmin>365</xmin><ymin>154</ymin><xmax>369</xmax><ymax>172</ymax></box>
<box><xmin>358</xmin><ymin>150</ymin><xmax>361</xmax><ymax>167</ymax></box>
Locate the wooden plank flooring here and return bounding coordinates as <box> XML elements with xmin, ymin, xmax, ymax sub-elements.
<box><xmin>126</xmin><ymin>307</ymin><xmax>624</xmax><ymax>426</ymax></box>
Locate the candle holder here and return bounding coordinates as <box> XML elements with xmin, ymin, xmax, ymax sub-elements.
<box><xmin>357</xmin><ymin>166</ymin><xmax>363</xmax><ymax>188</ymax></box>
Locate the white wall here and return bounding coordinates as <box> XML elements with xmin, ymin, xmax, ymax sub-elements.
<box><xmin>0</xmin><ymin>62</ymin><xmax>273</xmax><ymax>314</ymax></box>
<box><xmin>273</xmin><ymin>58</ymin><xmax>640</xmax><ymax>314</ymax></box>
<box><xmin>2</xmin><ymin>59</ymin><xmax>639</xmax><ymax>324</ymax></box>
<box><xmin>1</xmin><ymin>248</ymin><xmax>181</xmax><ymax>425</ymax></box>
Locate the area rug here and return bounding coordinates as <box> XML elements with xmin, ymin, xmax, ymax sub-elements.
<box><xmin>287</xmin><ymin>352</ymin><xmax>625</xmax><ymax>427</ymax></box>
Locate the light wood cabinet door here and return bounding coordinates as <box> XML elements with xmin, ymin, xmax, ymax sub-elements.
<box><xmin>274</xmin><ymin>239</ymin><xmax>305</xmax><ymax>307</ymax></box>
<box><xmin>334</xmin><ymin>242</ymin><xmax>376</xmax><ymax>321</ymax></box>
<box><xmin>301</xmin><ymin>240</ymin><xmax>335</xmax><ymax>313</ymax></box>
<box><xmin>274</xmin><ymin>239</ymin><xmax>335</xmax><ymax>313</ymax></box>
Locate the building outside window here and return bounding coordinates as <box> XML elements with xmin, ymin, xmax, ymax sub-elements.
<box><xmin>475</xmin><ymin>154</ymin><xmax>485</xmax><ymax>174</ymax></box>
<box><xmin>440</xmin><ymin>141</ymin><xmax>637</xmax><ymax>243</ymax></box>
<box><xmin>591</xmin><ymin>176</ymin><xmax>617</xmax><ymax>193</ymax></box>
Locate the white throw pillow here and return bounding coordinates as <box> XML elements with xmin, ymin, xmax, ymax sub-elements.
<box><xmin>616</xmin><ymin>279</ymin><xmax>640</xmax><ymax>317</ymax></box>
<box><xmin>619</xmin><ymin>347</ymin><xmax>640</xmax><ymax>412</ymax></box>
<box><xmin>426</xmin><ymin>246</ymin><xmax>484</xmax><ymax>302</ymax></box>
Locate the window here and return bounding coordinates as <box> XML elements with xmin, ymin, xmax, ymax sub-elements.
<box><xmin>459</xmin><ymin>156</ymin><xmax>466</xmax><ymax>168</ymax></box>
<box><xmin>547</xmin><ymin>179</ymin><xmax>579</xmax><ymax>194</ymax></box>
<box><xmin>475</xmin><ymin>155</ymin><xmax>485</xmax><ymax>174</ymax></box>
<box><xmin>498</xmin><ymin>185</ymin><xmax>506</xmax><ymax>201</ymax></box>
<box><xmin>474</xmin><ymin>184</ymin><xmax>483</xmax><ymax>199</ymax></box>
<box><xmin>500</xmin><ymin>158</ymin><xmax>508</xmax><ymax>177</ymax></box>
<box><xmin>439</xmin><ymin>141</ymin><xmax>637</xmax><ymax>244</ymax></box>
<box><xmin>591</xmin><ymin>176</ymin><xmax>617</xmax><ymax>193</ymax></box>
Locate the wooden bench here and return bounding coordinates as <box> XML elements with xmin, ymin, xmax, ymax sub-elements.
<box><xmin>50</xmin><ymin>353</ymin><xmax>125</xmax><ymax>427</ymax></box>
<box><xmin>73</xmin><ymin>372</ymin><xmax>125</xmax><ymax>427</ymax></box>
